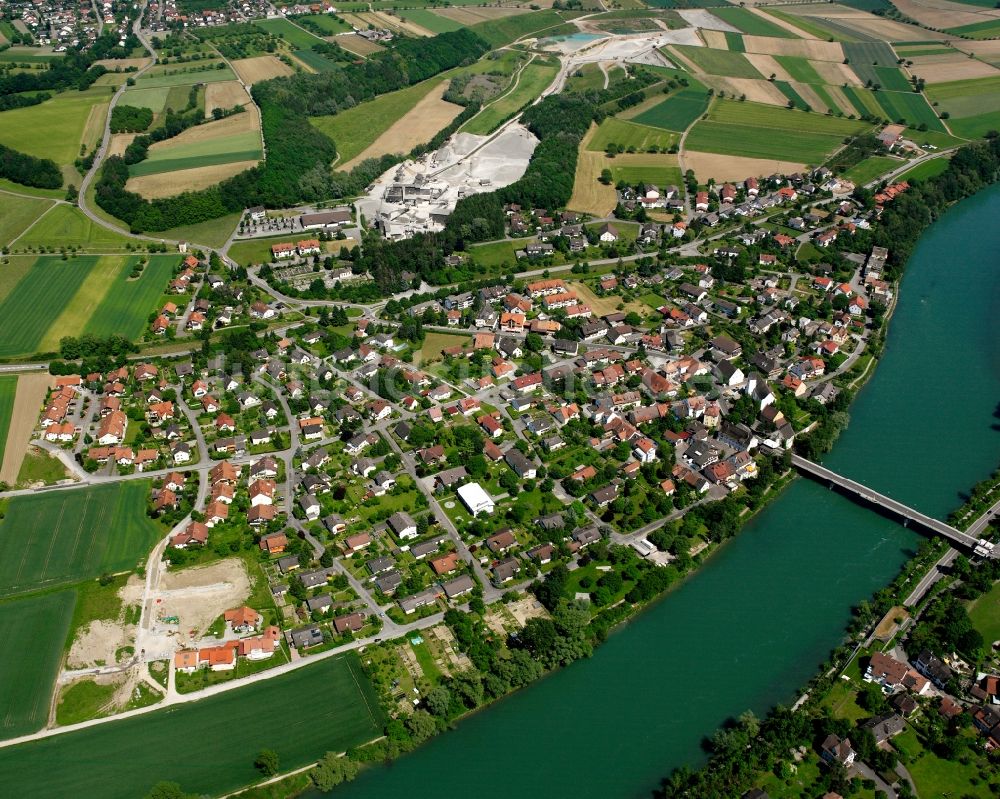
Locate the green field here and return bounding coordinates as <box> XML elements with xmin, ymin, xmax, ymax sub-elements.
<box><xmin>0</xmin><ymin>376</ymin><xmax>16</xmax><ymax>464</ymax></box>
<box><xmin>873</xmin><ymin>90</ymin><xmax>944</xmax><ymax>131</ymax></box>
<box><xmin>841</xmin><ymin>84</ymin><xmax>886</xmax><ymax>118</ymax></box>
<box><xmin>844</xmin><ymin>41</ymin><xmax>897</xmax><ymax>81</ymax></box>
<box><xmin>0</xmin><ymin>654</ymin><xmax>385</xmax><ymax>798</ymax></box>
<box><xmin>135</xmin><ymin>66</ymin><xmax>237</xmax><ymax>89</ymax></box>
<box><xmin>119</xmin><ymin>86</ymin><xmax>172</xmax><ymax>113</ymax></box>
<box><xmin>674</xmin><ymin>45</ymin><xmax>763</xmax><ymax>79</ymax></box>
<box><xmin>948</xmin><ymin>110</ymin><xmax>1000</xmax><ymax>138</ymax></box>
<box><xmin>128</xmin><ymin>130</ymin><xmax>263</xmax><ymax>177</ymax></box>
<box><xmin>712</xmin><ymin>6</ymin><xmax>798</xmax><ymax>38</ymax></box>
<box><xmin>82</xmin><ymin>255</ymin><xmax>180</xmax><ymax>339</ymax></box>
<box><xmin>0</xmin><ymin>87</ymin><xmax>109</xmax><ymax>167</ymax></box>
<box><xmin>773</xmin><ymin>80</ymin><xmax>810</xmax><ymax>111</ymax></box>
<box><xmin>0</xmin><ymin>47</ymin><xmax>64</xmax><ymax>63</ymax></box>
<box><xmin>469</xmin><ymin>238</ymin><xmax>528</xmax><ymax>267</ymax></box>
<box><xmin>296</xmin><ymin>13</ymin><xmax>353</xmax><ymax>34</ymax></box>
<box><xmin>292</xmin><ymin>48</ymin><xmax>339</xmax><ymax>73</ymax></box>
<box><xmin>686</xmin><ymin>100</ymin><xmax>870</xmax><ymax>162</ymax></box>
<box><xmin>469</xmin><ymin>10</ymin><xmax>568</xmax><ymax>47</ymax></box>
<box><xmin>610</xmin><ymin>162</ymin><xmax>684</xmax><ymax>188</ymax></box>
<box><xmin>947</xmin><ymin>18</ymin><xmax>1000</xmax><ymax>39</ymax></box>
<box><xmin>724</xmin><ymin>31</ymin><xmax>745</xmax><ymax>52</ymax></box>
<box><xmin>0</xmin><ymin>193</ymin><xmax>53</xmax><ymax>249</ymax></box>
<box><xmin>312</xmin><ymin>74</ymin><xmax>450</xmax><ymax>165</ymax></box>
<box><xmin>0</xmin><ymin>483</ymin><xmax>163</xmax><ymax>598</ymax></box>
<box><xmin>158</xmin><ymin>213</ymin><xmax>241</xmax><ymax>248</ymax></box>
<box><xmin>632</xmin><ymin>87</ymin><xmax>710</xmax><ymax>132</ymax></box>
<box><xmin>463</xmin><ymin>59</ymin><xmax>559</xmax><ymax>135</ymax></box>
<box><xmin>253</xmin><ymin>16</ymin><xmax>327</xmax><ymax>48</ymax></box>
<box><xmin>897</xmin><ymin>156</ymin><xmax>950</xmax><ymax>182</ymax></box>
<box><xmin>0</xmin><ymin>591</ymin><xmax>76</xmax><ymax>740</ymax></box>
<box><xmin>843</xmin><ymin>155</ymin><xmax>899</xmax><ymax>185</ymax></box>
<box><xmin>401</xmin><ymin>9</ymin><xmax>465</xmax><ymax>34</ymax></box>
<box><xmin>0</xmin><ymin>256</ymin><xmax>99</xmax><ymax>357</ymax></box>
<box><xmin>926</xmin><ymin>75</ymin><xmax>1000</xmax><ymax>119</ymax></box>
<box><xmin>587</xmin><ymin>117</ymin><xmax>678</xmax><ymax>152</ymax></box>
<box><xmin>17</xmin><ymin>204</ymin><xmax>133</xmax><ymax>251</ymax></box>
<box><xmin>773</xmin><ymin>56</ymin><xmax>825</xmax><ymax>85</ymax></box>
<box><xmin>968</xmin><ymin>578</ymin><xmax>1000</xmax><ymax>646</ymax></box>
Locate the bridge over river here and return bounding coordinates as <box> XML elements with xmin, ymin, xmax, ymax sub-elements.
<box><xmin>791</xmin><ymin>454</ymin><xmax>996</xmax><ymax>557</ymax></box>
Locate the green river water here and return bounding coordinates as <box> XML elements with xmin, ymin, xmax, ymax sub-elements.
<box><xmin>316</xmin><ymin>184</ymin><xmax>1000</xmax><ymax>798</ymax></box>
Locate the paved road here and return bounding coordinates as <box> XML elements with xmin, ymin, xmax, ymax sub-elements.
<box><xmin>903</xmin><ymin>547</ymin><xmax>958</xmax><ymax>608</ymax></box>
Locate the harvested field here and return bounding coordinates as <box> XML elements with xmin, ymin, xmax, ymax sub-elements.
<box><xmin>341</xmin><ymin>83</ymin><xmax>463</xmax><ymax>171</ymax></box>
<box><xmin>93</xmin><ymin>57</ymin><xmax>151</xmax><ymax>70</ymax></box>
<box><xmin>684</xmin><ymin>150</ymin><xmax>807</xmax><ymax>182</ymax></box>
<box><xmin>370</xmin><ymin>10</ymin><xmax>433</xmax><ymax>37</ymax></box>
<box><xmin>130</xmin><ymin>111</ymin><xmax>262</xmax><ymax>177</ymax></box>
<box><xmin>127</xmin><ymin>160</ymin><xmax>258</xmax><ymax>198</ymax></box>
<box><xmin>792</xmin><ymin>82</ymin><xmax>830</xmax><ymax>113</ymax></box>
<box><xmin>230</xmin><ymin>55</ymin><xmax>293</xmax><ymax>85</ymax></box>
<box><xmin>107</xmin><ymin>132</ymin><xmax>136</xmax><ymax>157</ymax></box>
<box><xmin>336</xmin><ymin>34</ymin><xmax>385</xmax><ymax>56</ymax></box>
<box><xmin>204</xmin><ymin>80</ymin><xmax>251</xmax><ymax>117</ymax></box>
<box><xmin>741</xmin><ymin>35</ymin><xmax>844</xmax><ymax>61</ymax></box>
<box><xmin>700</xmin><ymin>76</ymin><xmax>789</xmax><ymax>105</ymax></box>
<box><xmin>953</xmin><ymin>39</ymin><xmax>1000</xmax><ymax>66</ymax></box>
<box><xmin>812</xmin><ymin>59</ymin><xmax>863</xmax><ymax>86</ymax></box>
<box><xmin>435</xmin><ymin>6</ymin><xmax>531</xmax><ymax>25</ymax></box>
<box><xmin>568</xmin><ymin>123</ymin><xmax>618</xmax><ymax>216</ymax></box>
<box><xmin>743</xmin><ymin>53</ymin><xmax>793</xmax><ymax>81</ymax></box>
<box><xmin>0</xmin><ymin>372</ymin><xmax>51</xmax><ymax>484</ymax></box>
<box><xmin>824</xmin><ymin>85</ymin><xmax>860</xmax><ymax>116</ymax></box>
<box><xmin>894</xmin><ymin>0</ymin><xmax>998</xmax><ymax>28</ymax></box>
<box><xmin>157</xmin><ymin>558</ymin><xmax>251</xmax><ymax>640</ymax></box>
<box><xmin>908</xmin><ymin>54</ymin><xmax>1000</xmax><ymax>83</ymax></box>
<box><xmin>700</xmin><ymin>29</ymin><xmax>729</xmax><ymax>50</ymax></box>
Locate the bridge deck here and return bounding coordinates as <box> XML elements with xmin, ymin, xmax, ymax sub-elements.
<box><xmin>791</xmin><ymin>455</ymin><xmax>980</xmax><ymax>550</ymax></box>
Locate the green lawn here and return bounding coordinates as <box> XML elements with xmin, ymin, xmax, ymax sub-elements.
<box><xmin>897</xmin><ymin>156</ymin><xmax>950</xmax><ymax>182</ymax></box>
<box><xmin>0</xmin><ymin>193</ymin><xmax>53</xmax><ymax>249</ymax></box>
<box><xmin>128</xmin><ymin>130</ymin><xmax>263</xmax><ymax>177</ymax></box>
<box><xmin>82</xmin><ymin>254</ymin><xmax>180</xmax><ymax>340</ymax></box>
<box><xmin>904</xmin><ymin>729</ymin><xmax>996</xmax><ymax>798</ymax></box>
<box><xmin>0</xmin><ymin>375</ymin><xmax>16</xmax><ymax>465</ymax></box>
<box><xmin>686</xmin><ymin>100</ymin><xmax>870</xmax><ymax>163</ymax></box>
<box><xmin>0</xmin><ymin>590</ymin><xmax>76</xmax><ymax>740</ymax></box>
<box><xmin>674</xmin><ymin>45</ymin><xmax>763</xmax><ymax>79</ymax></box>
<box><xmin>843</xmin><ymin>155</ymin><xmax>899</xmax><ymax>185</ymax></box>
<box><xmin>712</xmin><ymin>6</ymin><xmax>798</xmax><ymax>38</ymax></box>
<box><xmin>967</xmin><ymin>578</ymin><xmax>1000</xmax><ymax>645</ymax></box>
<box><xmin>120</xmin><ymin>86</ymin><xmax>172</xmax><ymax>113</ymax></box>
<box><xmin>588</xmin><ymin>116</ymin><xmax>678</xmax><ymax>152</ymax></box>
<box><xmin>16</xmin><ymin>204</ymin><xmax>133</xmax><ymax>251</ymax></box>
<box><xmin>0</xmin><ymin>482</ymin><xmax>163</xmax><ymax>599</ymax></box>
<box><xmin>0</xmin><ymin>87</ymin><xmax>110</xmax><ymax>168</ymax></box>
<box><xmin>632</xmin><ymin>87</ymin><xmax>710</xmax><ymax>132</ymax></box>
<box><xmin>462</xmin><ymin>59</ymin><xmax>559</xmax><ymax>136</ymax></box>
<box><xmin>0</xmin><ymin>653</ymin><xmax>385</xmax><ymax>798</ymax></box>
<box><xmin>0</xmin><ymin>255</ymin><xmax>100</xmax><ymax>357</ymax></box>
<box><xmin>253</xmin><ymin>16</ymin><xmax>327</xmax><ymax>48</ymax></box>
<box><xmin>468</xmin><ymin>238</ymin><xmax>527</xmax><ymax>268</ymax></box>
<box><xmin>312</xmin><ymin>74</ymin><xmax>450</xmax><ymax>165</ymax></box>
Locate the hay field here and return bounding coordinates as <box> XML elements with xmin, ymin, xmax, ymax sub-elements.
<box><xmin>127</xmin><ymin>160</ymin><xmax>259</xmax><ymax>198</ymax></box>
<box><xmin>700</xmin><ymin>75</ymin><xmax>789</xmax><ymax>105</ymax></box>
<box><xmin>341</xmin><ymin>83</ymin><xmax>463</xmax><ymax>170</ymax></box>
<box><xmin>17</xmin><ymin>204</ymin><xmax>132</xmax><ymax>252</ymax></box>
<box><xmin>107</xmin><ymin>132</ymin><xmax>137</xmax><ymax>157</ymax></box>
<box><xmin>0</xmin><ymin>373</ymin><xmax>51</xmax><ymax>484</ymax></box>
<box><xmin>700</xmin><ymin>29</ymin><xmax>729</xmax><ymax>50</ymax></box>
<box><xmin>0</xmin><ymin>482</ymin><xmax>163</xmax><ymax>599</ymax></box>
<box><xmin>204</xmin><ymin>80</ymin><xmax>251</xmax><ymax>117</ymax></box>
<box><xmin>94</xmin><ymin>56</ymin><xmax>152</xmax><ymax>70</ymax></box>
<box><xmin>336</xmin><ymin>34</ymin><xmax>385</xmax><ymax>56</ymax></box>
<box><xmin>897</xmin><ymin>0</ymin><xmax>1000</xmax><ymax>29</ymax></box>
<box><xmin>743</xmin><ymin>53</ymin><xmax>793</xmax><ymax>81</ymax></box>
<box><xmin>0</xmin><ymin>194</ymin><xmax>53</xmax><ymax>249</ymax></box>
<box><xmin>908</xmin><ymin>53</ymin><xmax>1000</xmax><ymax>83</ymax></box>
<box><xmin>741</xmin><ymin>35</ymin><xmax>844</xmax><ymax>61</ymax></box>
<box><xmin>120</xmin><ymin>86</ymin><xmax>171</xmax><ymax>113</ymax></box>
<box><xmin>684</xmin><ymin>151</ymin><xmax>807</xmax><ymax>182</ymax></box>
<box><xmin>952</xmin><ymin>39</ymin><xmax>1000</xmax><ymax>66</ymax></box>
<box><xmin>568</xmin><ymin>123</ymin><xmax>618</xmax><ymax>216</ymax></box>
<box><xmin>0</xmin><ymin>591</ymin><xmax>76</xmax><ymax>741</ymax></box>
<box><xmin>587</xmin><ymin>117</ymin><xmax>678</xmax><ymax>151</ymax></box>
<box><xmin>230</xmin><ymin>55</ymin><xmax>293</xmax><ymax>85</ymax></box>
<box><xmin>0</xmin><ymin>88</ymin><xmax>111</xmax><ymax>168</ymax></box>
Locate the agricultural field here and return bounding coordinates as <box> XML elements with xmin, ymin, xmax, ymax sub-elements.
<box><xmin>587</xmin><ymin>117</ymin><xmax>678</xmax><ymax>153</ymax></box>
<box><xmin>685</xmin><ymin>99</ymin><xmax>871</xmax><ymax>163</ymax></box>
<box><xmin>947</xmin><ymin>18</ymin><xmax>1000</xmax><ymax>39</ymax></box>
<box><xmin>0</xmin><ymin>87</ymin><xmax>112</xmax><ymax>173</ymax></box>
<box><xmin>16</xmin><ymin>204</ymin><xmax>132</xmax><ymax>252</ymax></box>
<box><xmin>342</xmin><ymin>83</ymin><xmax>462</xmax><ymax>170</ymax></box>
<box><xmin>712</xmin><ymin>6</ymin><xmax>798</xmax><ymax>38</ymax></box>
<box><xmin>0</xmin><ymin>376</ymin><xmax>15</xmax><ymax>466</ymax></box>
<box><xmin>0</xmin><ymin>193</ymin><xmax>54</xmax><ymax>249</ymax></box>
<box><xmin>926</xmin><ymin>75</ymin><xmax>1000</xmax><ymax>120</ymax></box>
<box><xmin>0</xmin><ymin>654</ymin><xmax>385</xmax><ymax>799</ymax></box>
<box><xmin>897</xmin><ymin>156</ymin><xmax>951</xmax><ymax>182</ymax></box>
<box><xmin>120</xmin><ymin>86</ymin><xmax>172</xmax><ymax>113</ymax></box>
<box><xmin>462</xmin><ymin>58</ymin><xmax>559</xmax><ymax>136</ymax></box>
<box><xmin>606</xmin><ymin>153</ymin><xmax>683</xmax><ymax>189</ymax></box>
<box><xmin>673</xmin><ymin>45</ymin><xmax>763</xmax><ymax>79</ymax></box>
<box><xmin>467</xmin><ymin>9</ymin><xmax>568</xmax><ymax>48</ymax></box>
<box><xmin>0</xmin><ymin>373</ymin><xmax>50</xmax><ymax>485</ymax></box>
<box><xmin>230</xmin><ymin>55</ymin><xmax>294</xmax><ymax>85</ymax></box>
<box><xmin>0</xmin><ymin>256</ymin><xmax>101</xmax><ymax>357</ymax></box>
<box><xmin>569</xmin><ymin>124</ymin><xmax>618</xmax><ymax>217</ymax></box>
<box><xmin>295</xmin><ymin>13</ymin><xmax>353</xmax><ymax>34</ymax></box>
<box><xmin>400</xmin><ymin>9</ymin><xmax>466</xmax><ymax>34</ymax></box>
<box><xmin>82</xmin><ymin>255</ymin><xmax>180</xmax><ymax>340</ymax></box>
<box><xmin>204</xmin><ymin>81</ymin><xmax>251</xmax><ymax>118</ymax></box>
<box><xmin>313</xmin><ymin>74</ymin><xmax>451</xmax><ymax>166</ymax></box>
<box><xmin>133</xmin><ymin>64</ymin><xmax>237</xmax><ymax>89</ymax></box>
<box><xmin>157</xmin><ymin>213</ymin><xmax>241</xmax><ymax>249</ymax></box>
<box><xmin>0</xmin><ymin>482</ymin><xmax>163</xmax><ymax>599</ymax></box>
<box><xmin>126</xmin><ymin>111</ymin><xmax>263</xmax><ymax>179</ymax></box>
<box><xmin>842</xmin><ymin>155</ymin><xmax>900</xmax><ymax>185</ymax></box>
<box><xmin>0</xmin><ymin>590</ymin><xmax>76</xmax><ymax>740</ymax></box>
<box><xmin>252</xmin><ymin>16</ymin><xmax>326</xmax><ymax>49</ymax></box>
<box><xmin>632</xmin><ymin>87</ymin><xmax>711</xmax><ymax>132</ymax></box>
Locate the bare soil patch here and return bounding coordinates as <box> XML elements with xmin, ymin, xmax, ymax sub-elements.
<box><xmin>341</xmin><ymin>83</ymin><xmax>463</xmax><ymax>171</ymax></box>
<box><xmin>507</xmin><ymin>596</ymin><xmax>549</xmax><ymax>627</ymax></box>
<box><xmin>156</xmin><ymin>558</ymin><xmax>251</xmax><ymax>640</ymax></box>
<box><xmin>231</xmin><ymin>55</ymin><xmax>293</xmax><ymax>85</ymax></box>
<box><xmin>908</xmin><ymin>55</ymin><xmax>1000</xmax><ymax>83</ymax></box>
<box><xmin>127</xmin><ymin>160</ymin><xmax>259</xmax><ymax>198</ymax></box>
<box><xmin>0</xmin><ymin>373</ymin><xmax>50</xmax><ymax>484</ymax></box>
<box><xmin>204</xmin><ymin>81</ymin><xmax>251</xmax><ymax>118</ymax></box>
<box><xmin>68</xmin><ymin>620</ymin><xmax>134</xmax><ymax>669</ymax></box>
<box><xmin>742</xmin><ymin>35</ymin><xmax>843</xmax><ymax>62</ymax></box>
<box><xmin>684</xmin><ymin>151</ymin><xmax>807</xmax><ymax>182</ymax></box>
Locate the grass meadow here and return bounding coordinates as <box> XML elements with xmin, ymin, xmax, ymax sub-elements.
<box><xmin>587</xmin><ymin>117</ymin><xmax>678</xmax><ymax>152</ymax></box>
<box><xmin>0</xmin><ymin>87</ymin><xmax>111</xmax><ymax>169</ymax></box>
<box><xmin>712</xmin><ymin>6</ymin><xmax>798</xmax><ymax>38</ymax></box>
<box><xmin>0</xmin><ymin>653</ymin><xmax>386</xmax><ymax>798</ymax></box>
<box><xmin>253</xmin><ymin>16</ymin><xmax>326</xmax><ymax>48</ymax></box>
<box><xmin>0</xmin><ymin>590</ymin><xmax>76</xmax><ymax>740</ymax></box>
<box><xmin>82</xmin><ymin>254</ymin><xmax>180</xmax><ymax>340</ymax></box>
<box><xmin>632</xmin><ymin>87</ymin><xmax>710</xmax><ymax>132</ymax></box>
<box><xmin>0</xmin><ymin>376</ymin><xmax>15</xmax><ymax>464</ymax></box>
<box><xmin>0</xmin><ymin>193</ymin><xmax>53</xmax><ymax>249</ymax></box>
<box><xmin>17</xmin><ymin>204</ymin><xmax>133</xmax><ymax>251</ymax></box>
<box><xmin>674</xmin><ymin>45</ymin><xmax>763</xmax><ymax>79</ymax></box>
<box><xmin>128</xmin><ymin>131</ymin><xmax>263</xmax><ymax>177</ymax></box>
<box><xmin>0</xmin><ymin>482</ymin><xmax>163</xmax><ymax>598</ymax></box>
<box><xmin>134</xmin><ymin>66</ymin><xmax>237</xmax><ymax>89</ymax></box>
<box><xmin>462</xmin><ymin>59</ymin><xmax>559</xmax><ymax>135</ymax></box>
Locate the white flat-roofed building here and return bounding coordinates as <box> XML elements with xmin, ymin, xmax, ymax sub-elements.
<box><xmin>457</xmin><ymin>482</ymin><xmax>495</xmax><ymax>516</ymax></box>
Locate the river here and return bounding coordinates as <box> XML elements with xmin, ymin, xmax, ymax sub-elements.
<box><xmin>314</xmin><ymin>184</ymin><xmax>1000</xmax><ymax>799</ymax></box>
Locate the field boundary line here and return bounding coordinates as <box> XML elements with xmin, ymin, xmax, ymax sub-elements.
<box><xmin>7</xmin><ymin>201</ymin><xmax>58</xmax><ymax>250</ymax></box>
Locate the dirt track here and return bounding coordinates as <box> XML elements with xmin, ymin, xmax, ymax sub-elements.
<box><xmin>0</xmin><ymin>373</ymin><xmax>50</xmax><ymax>484</ymax></box>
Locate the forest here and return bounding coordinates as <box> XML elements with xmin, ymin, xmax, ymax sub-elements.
<box><xmin>0</xmin><ymin>143</ymin><xmax>62</xmax><ymax>188</ymax></box>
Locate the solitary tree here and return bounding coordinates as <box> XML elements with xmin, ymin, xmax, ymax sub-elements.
<box><xmin>254</xmin><ymin>749</ymin><xmax>280</xmax><ymax>777</ymax></box>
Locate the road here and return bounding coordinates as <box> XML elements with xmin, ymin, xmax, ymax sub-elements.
<box><xmin>903</xmin><ymin>547</ymin><xmax>958</xmax><ymax>608</ymax></box>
